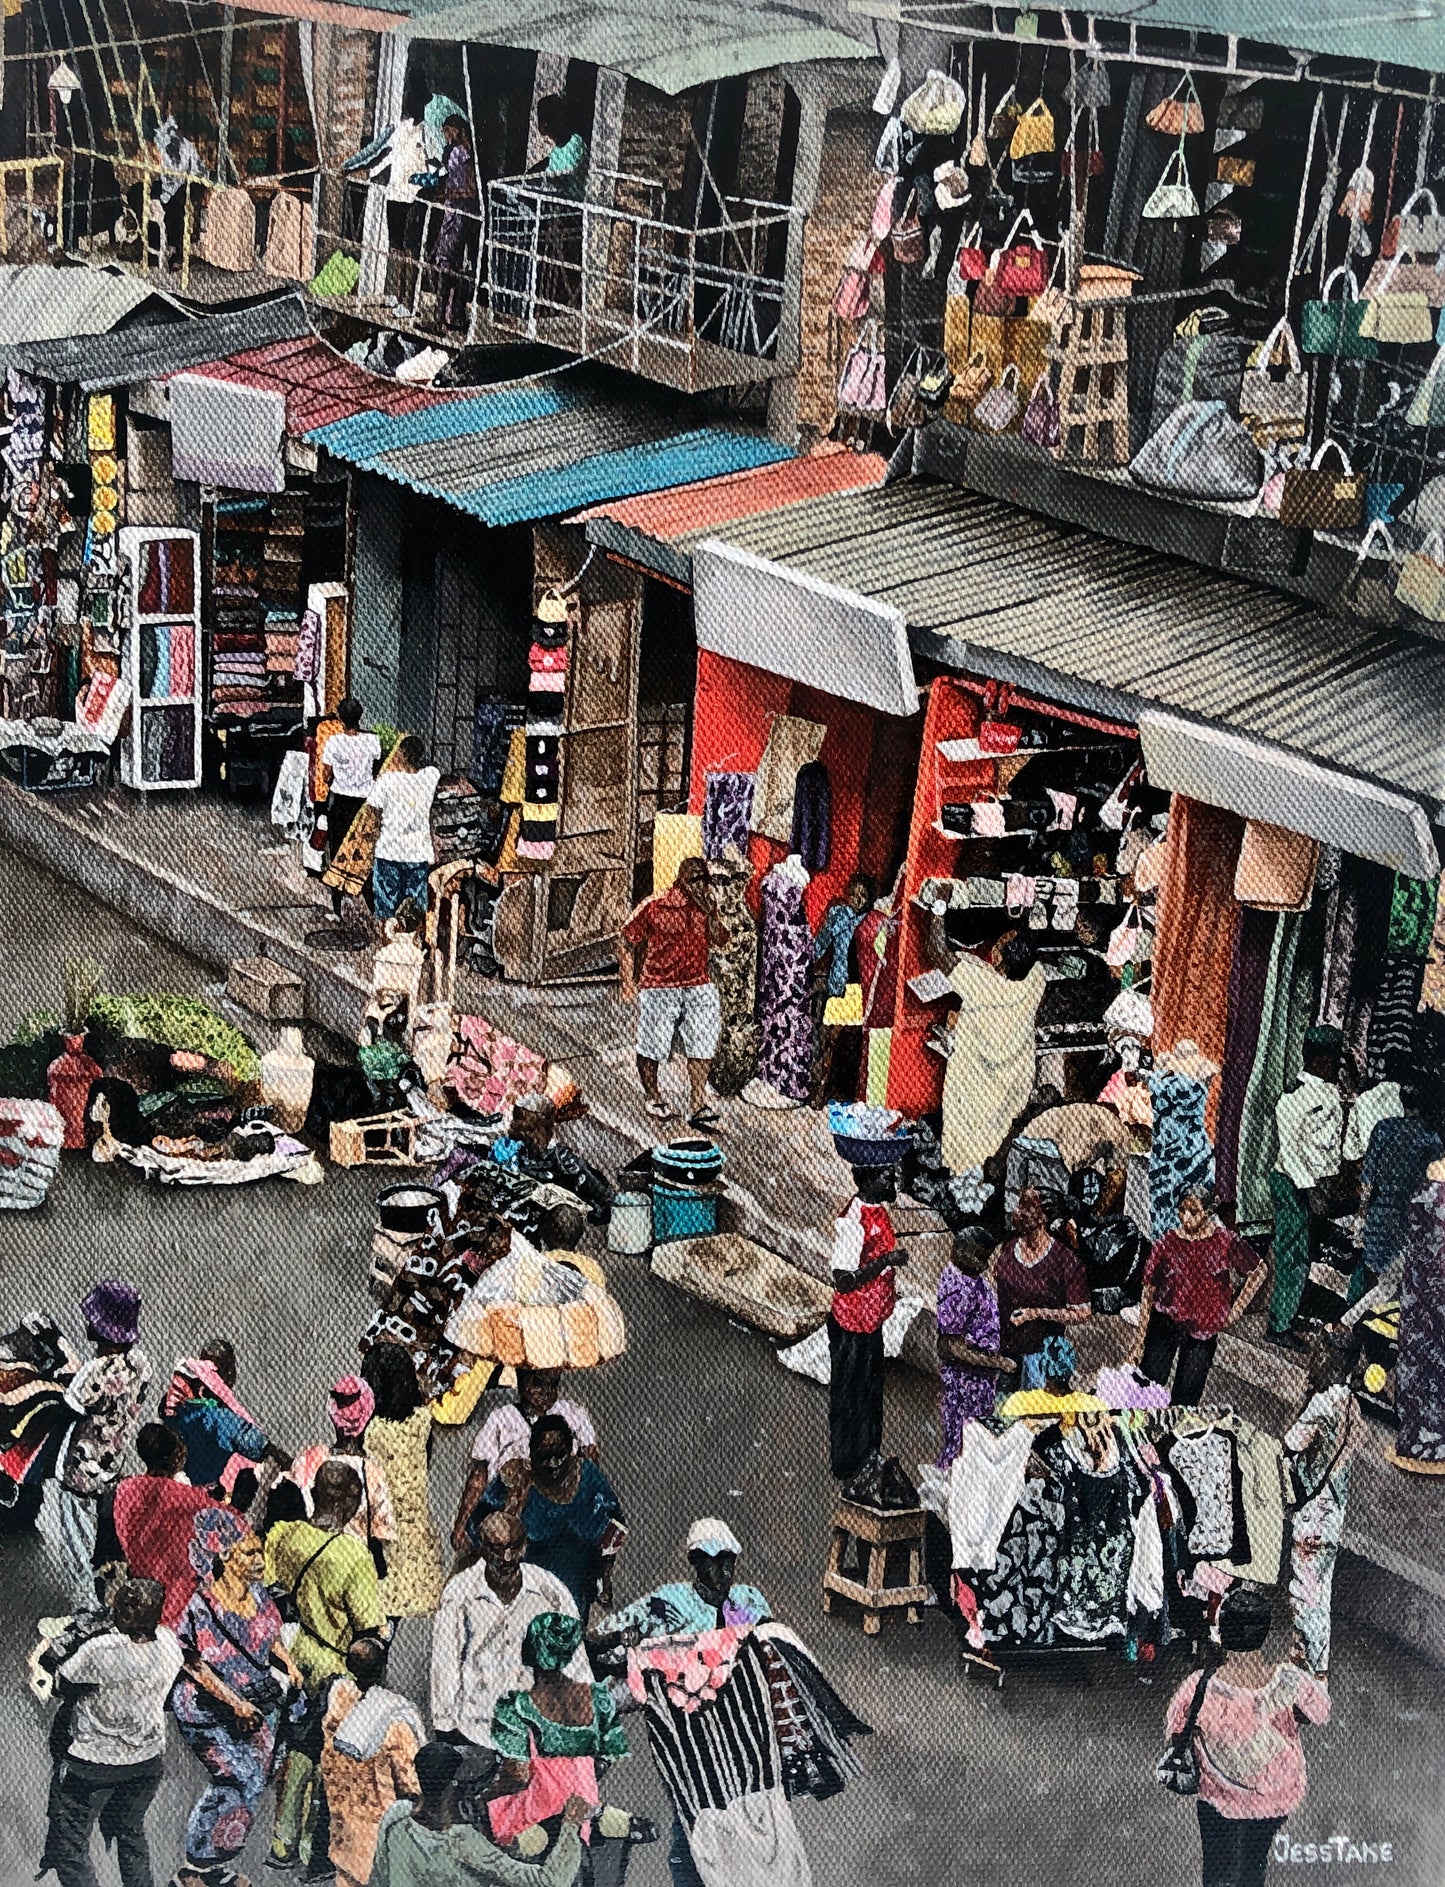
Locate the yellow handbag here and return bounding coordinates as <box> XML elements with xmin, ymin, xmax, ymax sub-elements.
<box><xmin>943</xmin><ymin>288</ymin><xmax>972</xmax><ymax>371</ymax></box>
<box><xmin>1009</xmin><ymin>97</ymin><xmax>1055</xmax><ymax>160</ymax></box>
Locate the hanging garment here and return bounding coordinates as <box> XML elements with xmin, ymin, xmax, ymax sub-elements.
<box><xmin>789</xmin><ymin>761</ymin><xmax>832</xmax><ymax>873</ymax></box>
<box><xmin>471</xmin><ymin>699</ymin><xmax>513</xmax><ymax>795</ymax></box>
<box><xmin>755</xmin><ymin>864</ymin><xmax>815</xmax><ymax>1103</ymax></box>
<box><xmin>947</xmin><ymin>1418</ymin><xmax>1034</xmax><ymax>1571</ymax></box>
<box><xmin>653</xmin><ymin>812</ymin><xmax>704</xmax><ymax>892</ymax></box>
<box><xmin>1395</xmin><ymin>1180</ymin><xmax>1445</xmax><ymax>1469</ymax></box>
<box><xmin>751</xmin><ymin>716</ymin><xmax>827</xmax><ymax>843</ymax></box>
<box><xmin>1213</xmin><ymin>908</ymin><xmax>1276</xmax><ymax>1213</ymax></box>
<box><xmin>1147</xmin><ymin>1070</ymin><xmax>1214</xmax><ymax>1238</ymax></box>
<box><xmin>1366</xmin><ymin>954</ymin><xmax>1425</xmax><ymax>1076</ymax></box>
<box><xmin>1387</xmin><ymin>871</ymin><xmax>1440</xmax><ymax>956</ymax></box>
<box><xmin>940</xmin><ymin>954</ymin><xmax>1047</xmax><ymax>1174</ymax></box>
<box><xmin>1150</xmin><ymin>797</ymin><xmax>1244</xmax><ymax>1136</ymax></box>
<box><xmin>974</xmin><ymin>1472</ymin><xmax>1066</xmax><ymax>1648</ymax></box>
<box><xmin>702</xmin><ymin>772</ymin><xmax>755</xmax><ymax>860</ymax></box>
<box><xmin>1127</xmin><ymin>1490</ymin><xmax>1165</xmax><ymax>1618</ymax></box>
<box><xmin>1285</xmin><ymin>1382</ymin><xmax>1355</xmax><ymax>1677</ymax></box>
<box><xmin>1052</xmin><ymin>1442</ymin><xmax>1137</xmax><ymax>1643</ymax></box>
<box><xmin>264</xmin><ymin>189</ymin><xmax>314</xmax><ymax>278</ymax></box>
<box><xmin>1167</xmin><ymin>1428</ymin><xmax>1235</xmax><ymax>1558</ymax></box>
<box><xmin>708</xmin><ymin>856</ymin><xmax>761</xmax><ymax>1097</ymax></box>
<box><xmin>1342</xmin><ymin>859</ymin><xmax>1394</xmax><ymax>1069</ymax></box>
<box><xmin>1212</xmin><ymin>1417</ymin><xmax>1287</xmax><ymax>1588</ymax></box>
<box><xmin>1237</xmin><ymin>913</ymin><xmax>1318</xmax><ymax>1233</ymax></box>
<box><xmin>1421</xmin><ymin>878</ymin><xmax>1445</xmax><ymax>1015</ymax></box>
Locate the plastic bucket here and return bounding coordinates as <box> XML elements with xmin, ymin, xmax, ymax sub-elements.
<box><xmin>651</xmin><ymin>1184</ymin><xmax>718</xmax><ymax>1243</ymax></box>
<box><xmin>607</xmin><ymin>1191</ymin><xmax>653</xmax><ymax>1255</ymax></box>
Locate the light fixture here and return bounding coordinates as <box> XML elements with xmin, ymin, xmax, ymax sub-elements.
<box><xmin>48</xmin><ymin>61</ymin><xmax>81</xmax><ymax>107</ymax></box>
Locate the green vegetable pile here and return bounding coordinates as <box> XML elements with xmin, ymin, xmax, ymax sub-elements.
<box><xmin>88</xmin><ymin>993</ymin><xmax>260</xmax><ymax>1082</ymax></box>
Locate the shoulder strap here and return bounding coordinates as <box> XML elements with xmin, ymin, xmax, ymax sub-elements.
<box><xmin>199</xmin><ymin>1595</ymin><xmax>273</xmax><ymax>1677</ymax></box>
<box><xmin>1173</xmin><ymin>1664</ymin><xmax>1214</xmax><ymax>1747</ymax></box>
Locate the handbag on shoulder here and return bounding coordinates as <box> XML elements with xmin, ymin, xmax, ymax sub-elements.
<box><xmin>1155</xmin><ymin>1664</ymin><xmax>1213</xmax><ymax>1795</ymax></box>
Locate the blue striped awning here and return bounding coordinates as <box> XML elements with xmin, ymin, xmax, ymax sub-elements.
<box><xmin>307</xmin><ymin>381</ymin><xmax>792</xmax><ymax>526</ymax></box>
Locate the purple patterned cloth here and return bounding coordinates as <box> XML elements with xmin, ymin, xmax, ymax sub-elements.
<box><xmin>936</xmin><ymin>1264</ymin><xmax>1001</xmax><ymax>1467</ymax></box>
<box><xmin>755</xmin><ymin>865</ymin><xmax>814</xmax><ymax>1102</ymax></box>
<box><xmin>702</xmin><ymin>771</ymin><xmax>754</xmax><ymax>860</ymax></box>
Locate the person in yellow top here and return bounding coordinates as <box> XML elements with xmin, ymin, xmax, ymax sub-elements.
<box><xmin>998</xmin><ymin>1335</ymin><xmax>1106</xmax><ymax>1420</ymax></box>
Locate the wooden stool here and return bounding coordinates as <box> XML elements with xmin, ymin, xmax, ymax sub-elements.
<box><xmin>822</xmin><ymin>1499</ymin><xmax>929</xmax><ymax>1635</ymax></box>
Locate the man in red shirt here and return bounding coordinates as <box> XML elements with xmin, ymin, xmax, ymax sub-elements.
<box><xmin>619</xmin><ymin>855</ymin><xmax>729</xmax><ymax>1126</ymax></box>
<box><xmin>1133</xmin><ymin>1185</ymin><xmax>1264</xmax><ymax>1405</ymax></box>
<box><xmin>112</xmin><ymin>1423</ymin><xmax>226</xmax><ymax>1629</ymax></box>
<box><xmin>993</xmin><ymin>1188</ymin><xmax>1092</xmax><ymax>1391</ymax></box>
<box><xmin>828</xmin><ymin>1164</ymin><xmax>909</xmax><ymax>1480</ymax></box>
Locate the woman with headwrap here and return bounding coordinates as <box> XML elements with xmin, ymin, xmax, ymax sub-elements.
<box><xmin>170</xmin><ymin>1507</ymin><xmax>302</xmax><ymax>1887</ymax></box>
<box><xmin>290</xmin><ymin>1375</ymin><xmax>396</xmax><ymax>1577</ymax></box>
<box><xmin>489</xmin><ymin>1611</ymin><xmax>652</xmax><ymax>1877</ymax></box>
<box><xmin>997</xmin><ymin>1336</ymin><xmax>1106</xmax><ymax>1420</ymax></box>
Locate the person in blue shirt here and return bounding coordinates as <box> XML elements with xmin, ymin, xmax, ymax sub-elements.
<box><xmin>160</xmin><ymin>1340</ymin><xmax>289</xmax><ymax>1496</ymax></box>
<box><xmin>593</xmin><ymin>1517</ymin><xmax>770</xmax><ymax>1644</ymax></box>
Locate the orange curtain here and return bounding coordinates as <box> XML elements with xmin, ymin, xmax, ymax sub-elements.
<box><xmin>1150</xmin><ymin>795</ymin><xmax>1245</xmax><ymax>1135</ymax></box>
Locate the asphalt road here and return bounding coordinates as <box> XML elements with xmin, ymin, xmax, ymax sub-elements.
<box><xmin>1</xmin><ymin>843</ymin><xmax>1443</xmax><ymax>1887</ymax></box>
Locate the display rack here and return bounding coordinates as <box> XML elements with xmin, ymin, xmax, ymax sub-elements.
<box><xmin>119</xmin><ymin>526</ymin><xmax>202</xmax><ymax>792</ymax></box>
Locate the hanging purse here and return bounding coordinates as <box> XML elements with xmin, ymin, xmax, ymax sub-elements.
<box><xmin>1206</xmin><ymin>209</ymin><xmax>1242</xmax><ymax>245</ymax></box>
<box><xmin>933</xmin><ymin>161</ymin><xmax>971</xmax><ymax>213</ymax></box>
<box><xmin>1360</xmin><ymin>252</ymin><xmax>1439</xmax><ymax>340</ymax></box>
<box><xmin>968</xmin><ymin>74</ymin><xmax>990</xmax><ymax>168</ymax></box>
<box><xmin>988</xmin><ymin>84</ymin><xmax>1021</xmax><ymax>142</ymax></box>
<box><xmin>888</xmin><ymin>345</ymin><xmax>929</xmax><ymax>432</ymax></box>
<box><xmin>837</xmin><ymin>320</ymin><xmax>888</xmax><ymax>418</ymax></box>
<box><xmin>993</xmin><ymin>210</ymin><xmax>1049</xmax><ymax>295</ymax></box>
<box><xmin>832</xmin><ymin>235</ymin><xmax>880</xmax><ymax>321</ymax></box>
<box><xmin>1406</xmin><ymin>344</ymin><xmax>1445</xmax><ymax>429</ymax></box>
<box><xmin>1020</xmin><ymin>369</ymin><xmax>1060</xmax><ymax>449</ymax></box>
<box><xmin>1145</xmin><ymin>72</ymin><xmax>1204</xmax><ymax>139</ymax></box>
<box><xmin>1301</xmin><ymin>265</ymin><xmax>1377</xmax><ymax>359</ymax></box>
<box><xmin>1027</xmin><ymin>229</ymin><xmax>1072</xmax><ymax>329</ymax></box>
<box><xmin>1143</xmin><ymin>144</ymin><xmax>1200</xmax><ymax>220</ymax></box>
<box><xmin>1395</xmin><ymin>527</ymin><xmax>1445</xmax><ymax>622</ymax></box>
<box><xmin>1106</xmin><ymin>904</ymin><xmax>1142</xmax><ymax>969</ymax></box>
<box><xmin>947</xmin><ymin>346</ymin><xmax>993</xmax><ymax>421</ymax></box>
<box><xmin>1341</xmin><ymin>519</ymin><xmax>1404</xmax><ymax>626</ymax></box>
<box><xmin>900</xmin><ymin>69</ymin><xmax>966</xmax><ymax>138</ymax></box>
<box><xmin>973</xmin><ymin>362</ymin><xmax>1022</xmax><ymax>433</ymax></box>
<box><xmin>1384</xmin><ymin>184</ymin><xmax>1445</xmax><ymax>258</ymax></box>
<box><xmin>1277</xmin><ymin>438</ymin><xmax>1365</xmax><ymax>531</ymax></box>
<box><xmin>1238</xmin><ymin>317</ymin><xmax>1308</xmax><ymax>447</ymax></box>
<box><xmin>870</xmin><ymin>176</ymin><xmax>900</xmax><ymax>244</ymax></box>
<box><xmin>1216</xmin><ymin>154</ymin><xmax>1256</xmax><ymax>187</ymax></box>
<box><xmin>953</xmin><ymin>222</ymin><xmax>990</xmax><ymax>281</ymax></box>
<box><xmin>1338</xmin><ymin>162</ymin><xmax>1374</xmax><ymax>225</ymax></box>
<box><xmin>917</xmin><ymin>354</ymin><xmax>954</xmax><ymax>408</ymax></box>
<box><xmin>891</xmin><ymin>187</ymin><xmax>925</xmax><ymax>265</ymax></box>
<box><xmin>1066</xmin><ymin>57</ymin><xmax>1110</xmax><ymax>109</ymax></box>
<box><xmin>1009</xmin><ymin>96</ymin><xmax>1055</xmax><ymax>160</ymax></box>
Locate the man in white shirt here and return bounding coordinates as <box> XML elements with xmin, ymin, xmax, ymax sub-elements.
<box><xmin>431</xmin><ymin>1509</ymin><xmax>589</xmax><ymax>1754</ymax></box>
<box><xmin>367</xmin><ymin>733</ymin><xmax>440</xmax><ymax>921</ymax></box>
<box><xmin>1267</xmin><ymin>1027</ymin><xmax>1345</xmax><ymax>1349</ymax></box>
<box><xmin>450</xmin><ymin>1368</ymin><xmax>598</xmax><ymax>1551</ymax></box>
<box><xmin>321</xmin><ymin>697</ymin><xmax>382</xmax><ymax>918</ymax></box>
<box><xmin>42</xmin><ymin>1577</ymin><xmax>183</xmax><ymax>1887</ymax></box>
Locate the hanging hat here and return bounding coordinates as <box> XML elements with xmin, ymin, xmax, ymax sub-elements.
<box><xmin>534</xmin><ymin>587</ymin><xmax>569</xmax><ymax>625</ymax></box>
<box><xmin>79</xmin><ymin>1279</ymin><xmax>141</xmax><ymax>1348</ymax></box>
<box><xmin>686</xmin><ymin>1517</ymin><xmax>742</xmax><ymax>1559</ymax></box>
<box><xmin>329</xmin><ymin>1374</ymin><xmax>376</xmax><ymax>1438</ymax></box>
<box><xmin>523</xmin><ymin>1610</ymin><xmax>585</xmax><ymax>1674</ymax></box>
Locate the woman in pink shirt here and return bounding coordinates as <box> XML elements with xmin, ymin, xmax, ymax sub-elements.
<box><xmin>1165</xmin><ymin>1587</ymin><xmax>1330</xmax><ymax>1887</ymax></box>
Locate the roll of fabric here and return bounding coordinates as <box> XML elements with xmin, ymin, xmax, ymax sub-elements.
<box><xmin>653</xmin><ymin>812</ymin><xmax>704</xmax><ymax>892</ymax></box>
<box><xmin>1214</xmin><ymin>906</ymin><xmax>1276</xmax><ymax>1211</ymax></box>
<box><xmin>1150</xmin><ymin>795</ymin><xmax>1244</xmax><ymax>1135</ymax></box>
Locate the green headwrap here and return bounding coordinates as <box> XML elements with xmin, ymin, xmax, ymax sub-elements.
<box><xmin>523</xmin><ymin>1610</ymin><xmax>584</xmax><ymax>1674</ymax></box>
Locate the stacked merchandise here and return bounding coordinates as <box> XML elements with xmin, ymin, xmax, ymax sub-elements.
<box><xmin>211</xmin><ymin>495</ymin><xmax>270</xmax><ymax>718</ymax></box>
<box><xmin>263</xmin><ymin>609</ymin><xmax>304</xmax><ymax>708</ymax></box>
<box><xmin>517</xmin><ymin>587</ymin><xmax>570</xmax><ymax>863</ymax></box>
<box><xmin>261</xmin><ymin>489</ymin><xmax>304</xmax><ymax>610</ymax></box>
<box><xmin>138</xmin><ymin>620</ymin><xmax>196</xmax><ymax>699</ymax></box>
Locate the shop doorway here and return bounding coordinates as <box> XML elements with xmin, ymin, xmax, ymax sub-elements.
<box><xmin>634</xmin><ymin>577</ymin><xmax>695</xmax><ymax>904</ymax></box>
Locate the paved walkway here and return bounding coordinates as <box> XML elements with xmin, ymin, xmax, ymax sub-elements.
<box><xmin>1</xmin><ymin>773</ymin><xmax>1442</xmax><ymax>1639</ymax></box>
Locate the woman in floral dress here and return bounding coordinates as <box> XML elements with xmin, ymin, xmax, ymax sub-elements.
<box><xmin>361</xmin><ymin>1341</ymin><xmax>446</xmax><ymax>1619</ymax></box>
<box><xmin>171</xmin><ymin>1507</ymin><xmax>302</xmax><ymax>1886</ymax></box>
<box><xmin>935</xmin><ymin>1227</ymin><xmax>1017</xmax><ymax>1468</ymax></box>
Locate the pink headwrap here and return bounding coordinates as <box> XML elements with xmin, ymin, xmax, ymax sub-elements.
<box><xmin>329</xmin><ymin>1375</ymin><xmax>375</xmax><ymax>1438</ymax></box>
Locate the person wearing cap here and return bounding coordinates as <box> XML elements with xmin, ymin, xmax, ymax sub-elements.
<box><xmin>619</xmin><ymin>854</ymin><xmax>729</xmax><ymax>1126</ymax></box>
<box><xmin>37</xmin><ymin>1280</ymin><xmax>151</xmax><ymax>1612</ymax></box>
<box><xmin>290</xmin><ymin>1375</ymin><xmax>396</xmax><ymax>1572</ymax></box>
<box><xmin>369</xmin><ymin>1739</ymin><xmax>590</xmax><ymax>1887</ymax></box>
<box><xmin>1268</xmin><ymin>1028</ymin><xmax>1346</xmax><ymax>1351</ymax></box>
<box><xmin>594</xmin><ymin>1518</ymin><xmax>770</xmax><ymax>1643</ymax></box>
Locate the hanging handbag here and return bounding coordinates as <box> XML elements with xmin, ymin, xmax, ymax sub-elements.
<box><xmin>1363</xmin><ymin>249</ymin><xmax>1445</xmax><ymax>310</ymax></box>
<box><xmin>1143</xmin><ymin>145</ymin><xmax>1199</xmax><ymax>220</ymax></box>
<box><xmin>993</xmin><ymin>210</ymin><xmax>1049</xmax><ymax>295</ymax></box>
<box><xmin>1105</xmin><ymin>904</ymin><xmax>1142</xmax><ymax>968</ymax></box>
<box><xmin>1027</xmin><ymin>229</ymin><xmax>1071</xmax><ymax>329</ymax></box>
<box><xmin>837</xmin><ymin>321</ymin><xmax>888</xmax><ymax>418</ymax></box>
<box><xmin>1341</xmin><ymin>519</ymin><xmax>1404</xmax><ymax>627</ymax></box>
<box><xmin>916</xmin><ymin>354</ymin><xmax>954</xmax><ymax>407</ymax></box>
<box><xmin>1277</xmin><ymin>438</ymin><xmax>1365</xmax><ymax>531</ymax></box>
<box><xmin>1238</xmin><ymin>318</ymin><xmax>1308</xmax><ymax>447</ymax></box>
<box><xmin>1406</xmin><ymin>345</ymin><xmax>1445</xmax><ymax>429</ymax></box>
<box><xmin>874</xmin><ymin>115</ymin><xmax>903</xmax><ymax>176</ymax></box>
<box><xmin>832</xmin><ymin>236</ymin><xmax>879</xmax><ymax>320</ymax></box>
<box><xmin>968</xmin><ymin>73</ymin><xmax>990</xmax><ymax>168</ymax></box>
<box><xmin>887</xmin><ymin>346</ymin><xmax>928</xmax><ymax>431</ymax></box>
<box><xmin>901</xmin><ymin>68</ymin><xmax>966</xmax><ymax>138</ymax></box>
<box><xmin>1020</xmin><ymin>370</ymin><xmax>1060</xmax><ymax>449</ymax></box>
<box><xmin>1145</xmin><ymin>72</ymin><xmax>1204</xmax><ymax>139</ymax></box>
<box><xmin>1129</xmin><ymin>399</ymin><xmax>1263</xmax><ymax>503</ymax></box>
<box><xmin>1009</xmin><ymin>96</ymin><xmax>1055</xmax><ymax>160</ymax></box>
<box><xmin>1067</xmin><ymin>57</ymin><xmax>1110</xmax><ymax>109</ymax></box>
<box><xmin>1366</xmin><ymin>479</ymin><xmax>1406</xmax><ymax>523</ymax></box>
<box><xmin>1396</xmin><ymin>527</ymin><xmax>1445</xmax><ymax>621</ymax></box>
<box><xmin>933</xmin><ymin>160</ymin><xmax>971</xmax><ymax>213</ymax></box>
<box><xmin>1155</xmin><ymin>1665</ymin><xmax>1214</xmax><ymax>1796</ymax></box>
<box><xmin>988</xmin><ymin>84</ymin><xmax>1021</xmax><ymax>142</ymax></box>
<box><xmin>1206</xmin><ymin>209</ymin><xmax>1242</xmax><ymax>245</ymax></box>
<box><xmin>891</xmin><ymin>187</ymin><xmax>926</xmax><ymax>265</ymax></box>
<box><xmin>1217</xmin><ymin>154</ymin><xmax>1256</xmax><ymax>187</ymax></box>
<box><xmin>949</xmin><ymin>346</ymin><xmax>992</xmax><ymax>413</ymax></box>
<box><xmin>1216</xmin><ymin>90</ymin><xmax>1264</xmax><ymax>133</ymax></box>
<box><xmin>1359</xmin><ymin>258</ymin><xmax>1437</xmax><ymax>341</ymax></box>
<box><xmin>1338</xmin><ymin>162</ymin><xmax>1375</xmax><ymax>224</ymax></box>
<box><xmin>1301</xmin><ymin>265</ymin><xmax>1377</xmax><ymax>359</ymax></box>
<box><xmin>1387</xmin><ymin>184</ymin><xmax>1445</xmax><ymax>258</ymax></box>
<box><xmin>973</xmin><ymin>362</ymin><xmax>1022</xmax><ymax>433</ymax></box>
<box><xmin>953</xmin><ymin>222</ymin><xmax>990</xmax><ymax>281</ymax></box>
<box><xmin>871</xmin><ymin>176</ymin><xmax>901</xmax><ymax>243</ymax></box>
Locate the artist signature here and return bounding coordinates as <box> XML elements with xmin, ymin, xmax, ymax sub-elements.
<box><xmin>1274</xmin><ymin>1835</ymin><xmax>1395</xmax><ymax>1865</ymax></box>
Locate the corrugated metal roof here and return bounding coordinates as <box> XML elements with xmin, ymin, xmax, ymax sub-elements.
<box><xmin>0</xmin><ymin>265</ymin><xmax>169</xmax><ymax>347</ymax></box>
<box><xmin>0</xmin><ymin>295</ymin><xmax>314</xmax><ymax>389</ymax></box>
<box><xmin>578</xmin><ymin>446</ymin><xmax>887</xmax><ymax>585</ymax></box>
<box><xmin>183</xmin><ymin>335</ymin><xmax>455</xmax><ymax>436</ymax></box>
<box><xmin>406</xmin><ymin>0</ymin><xmax>872</xmax><ymax>93</ymax></box>
<box><xmin>697</xmin><ymin>480</ymin><xmax>1445</xmax><ymax>810</ymax></box>
<box><xmin>1041</xmin><ymin>0</ymin><xmax>1445</xmax><ymax>81</ymax></box>
<box><xmin>313</xmin><ymin>379</ymin><xmax>793</xmax><ymax>524</ymax></box>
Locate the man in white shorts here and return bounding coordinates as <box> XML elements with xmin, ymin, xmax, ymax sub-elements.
<box><xmin>619</xmin><ymin>855</ymin><xmax>728</xmax><ymax>1126</ymax></box>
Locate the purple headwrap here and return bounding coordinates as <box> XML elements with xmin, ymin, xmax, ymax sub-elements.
<box><xmin>188</xmin><ymin>1505</ymin><xmax>251</xmax><ymax>1577</ymax></box>
<box><xmin>329</xmin><ymin>1374</ymin><xmax>375</xmax><ymax>1439</ymax></box>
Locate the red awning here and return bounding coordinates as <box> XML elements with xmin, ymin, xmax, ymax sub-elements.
<box><xmin>175</xmin><ymin>335</ymin><xmax>457</xmax><ymax>437</ymax></box>
<box><xmin>575</xmin><ymin>445</ymin><xmax>887</xmax><ymax>586</ymax></box>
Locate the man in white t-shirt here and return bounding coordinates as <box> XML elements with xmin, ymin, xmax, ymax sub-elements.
<box><xmin>450</xmin><ymin>1367</ymin><xmax>598</xmax><ymax>1552</ymax></box>
<box><xmin>321</xmin><ymin>696</ymin><xmax>382</xmax><ymax>917</ymax></box>
<box><xmin>42</xmin><ymin>1577</ymin><xmax>183</xmax><ymax>1886</ymax></box>
<box><xmin>366</xmin><ymin>733</ymin><xmax>441</xmax><ymax>920</ymax></box>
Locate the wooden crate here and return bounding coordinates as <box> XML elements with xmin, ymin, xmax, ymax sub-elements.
<box><xmin>226</xmin><ymin>955</ymin><xmax>304</xmax><ymax>1022</ymax></box>
<box><xmin>329</xmin><ymin>1110</ymin><xmax>423</xmax><ymax>1168</ymax></box>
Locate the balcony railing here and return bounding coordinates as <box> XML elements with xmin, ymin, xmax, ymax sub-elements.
<box><xmin>483</xmin><ymin>172</ymin><xmax>804</xmax><ymax>394</ymax></box>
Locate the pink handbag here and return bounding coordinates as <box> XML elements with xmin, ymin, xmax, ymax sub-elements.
<box><xmin>837</xmin><ymin>321</ymin><xmax>888</xmax><ymax>417</ymax></box>
<box><xmin>994</xmin><ymin>210</ymin><xmax>1049</xmax><ymax>297</ymax></box>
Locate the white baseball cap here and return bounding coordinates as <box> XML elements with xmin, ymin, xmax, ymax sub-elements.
<box><xmin>686</xmin><ymin>1517</ymin><xmax>742</xmax><ymax>1558</ymax></box>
